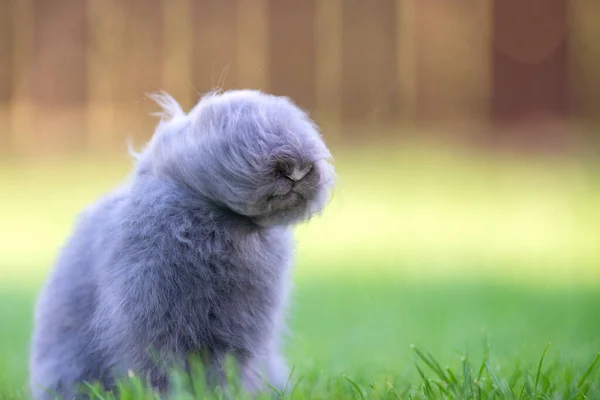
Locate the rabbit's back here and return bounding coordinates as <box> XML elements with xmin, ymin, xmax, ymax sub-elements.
<box><xmin>29</xmin><ymin>187</ymin><xmax>130</xmax><ymax>399</ymax></box>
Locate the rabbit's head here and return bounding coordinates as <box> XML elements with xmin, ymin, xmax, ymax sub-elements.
<box><xmin>138</xmin><ymin>90</ymin><xmax>335</xmax><ymax>227</ymax></box>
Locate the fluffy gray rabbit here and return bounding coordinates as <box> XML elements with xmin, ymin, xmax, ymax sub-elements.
<box><xmin>29</xmin><ymin>89</ymin><xmax>335</xmax><ymax>399</ymax></box>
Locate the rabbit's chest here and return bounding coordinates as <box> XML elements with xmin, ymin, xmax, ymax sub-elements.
<box><xmin>206</xmin><ymin>236</ymin><xmax>290</xmax><ymax>344</ymax></box>
<box><xmin>174</xmin><ymin>227</ymin><xmax>293</xmax><ymax>351</ymax></box>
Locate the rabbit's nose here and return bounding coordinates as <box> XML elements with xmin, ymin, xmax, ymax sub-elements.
<box><xmin>284</xmin><ymin>164</ymin><xmax>313</xmax><ymax>182</ymax></box>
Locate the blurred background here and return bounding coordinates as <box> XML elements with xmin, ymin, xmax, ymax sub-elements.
<box><xmin>0</xmin><ymin>0</ymin><xmax>599</xmax><ymax>395</ymax></box>
<box><xmin>2</xmin><ymin>0</ymin><xmax>600</xmax><ymax>155</ymax></box>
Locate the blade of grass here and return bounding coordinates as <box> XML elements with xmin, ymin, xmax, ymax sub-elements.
<box><xmin>577</xmin><ymin>353</ymin><xmax>600</xmax><ymax>388</ymax></box>
<box><xmin>570</xmin><ymin>353</ymin><xmax>600</xmax><ymax>399</ymax></box>
<box><xmin>476</xmin><ymin>357</ymin><xmax>487</xmax><ymax>383</ymax></box>
<box><xmin>431</xmin><ymin>380</ymin><xmax>451</xmax><ymax>397</ymax></box>
<box><xmin>517</xmin><ymin>383</ymin><xmax>526</xmax><ymax>400</ymax></box>
<box><xmin>486</xmin><ymin>362</ymin><xmax>512</xmax><ymax>399</ymax></box>
<box><xmin>411</xmin><ymin>346</ymin><xmax>450</xmax><ymax>384</ymax></box>
<box><xmin>384</xmin><ymin>381</ymin><xmax>401</xmax><ymax>400</ymax></box>
<box><xmin>343</xmin><ymin>375</ymin><xmax>366</xmax><ymax>400</ymax></box>
<box><xmin>415</xmin><ymin>364</ymin><xmax>433</xmax><ymax>398</ymax></box>
<box><xmin>534</xmin><ymin>343</ymin><xmax>551</xmax><ymax>394</ymax></box>
<box><xmin>83</xmin><ymin>382</ymin><xmax>107</xmax><ymax>400</ymax></box>
<box><xmin>461</xmin><ymin>356</ymin><xmax>472</xmax><ymax>398</ymax></box>
<box><xmin>289</xmin><ymin>375</ymin><xmax>305</xmax><ymax>399</ymax></box>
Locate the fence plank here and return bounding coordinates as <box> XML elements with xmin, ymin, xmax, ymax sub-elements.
<box><xmin>315</xmin><ymin>0</ymin><xmax>342</xmax><ymax>140</ymax></box>
<box><xmin>0</xmin><ymin>1</ymin><xmax>13</xmax><ymax>105</ymax></box>
<box><xmin>415</xmin><ymin>0</ymin><xmax>491</xmax><ymax>127</ymax></box>
<box><xmin>31</xmin><ymin>0</ymin><xmax>87</xmax><ymax>155</ymax></box>
<box><xmin>192</xmin><ymin>0</ymin><xmax>238</xmax><ymax>93</ymax></box>
<box><xmin>491</xmin><ymin>0</ymin><xmax>570</xmax><ymax>150</ymax></box>
<box><xmin>396</xmin><ymin>0</ymin><xmax>417</xmax><ymax>127</ymax></box>
<box><xmin>86</xmin><ymin>0</ymin><xmax>123</xmax><ymax>152</ymax></box>
<box><xmin>492</xmin><ymin>0</ymin><xmax>569</xmax><ymax>124</ymax></box>
<box><xmin>569</xmin><ymin>0</ymin><xmax>600</xmax><ymax>126</ymax></box>
<box><xmin>162</xmin><ymin>0</ymin><xmax>194</xmax><ymax>109</ymax></box>
<box><xmin>268</xmin><ymin>0</ymin><xmax>316</xmax><ymax>111</ymax></box>
<box><xmin>236</xmin><ymin>0</ymin><xmax>268</xmax><ymax>91</ymax></box>
<box><xmin>0</xmin><ymin>0</ymin><xmax>14</xmax><ymax>156</ymax></box>
<box><xmin>341</xmin><ymin>0</ymin><xmax>398</xmax><ymax>128</ymax></box>
<box><xmin>9</xmin><ymin>0</ymin><xmax>34</xmax><ymax>157</ymax></box>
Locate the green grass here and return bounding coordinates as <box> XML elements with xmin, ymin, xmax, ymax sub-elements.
<box><xmin>0</xmin><ymin>144</ymin><xmax>599</xmax><ymax>398</ymax></box>
<box><xmin>2</xmin><ymin>281</ymin><xmax>599</xmax><ymax>399</ymax></box>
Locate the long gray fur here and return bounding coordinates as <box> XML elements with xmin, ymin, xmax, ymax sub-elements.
<box><xmin>28</xmin><ymin>89</ymin><xmax>335</xmax><ymax>399</ymax></box>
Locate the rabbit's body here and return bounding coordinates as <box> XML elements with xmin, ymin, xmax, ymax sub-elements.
<box><xmin>29</xmin><ymin>90</ymin><xmax>334</xmax><ymax>399</ymax></box>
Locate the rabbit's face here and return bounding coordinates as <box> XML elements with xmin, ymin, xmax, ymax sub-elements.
<box><xmin>190</xmin><ymin>90</ymin><xmax>335</xmax><ymax>226</ymax></box>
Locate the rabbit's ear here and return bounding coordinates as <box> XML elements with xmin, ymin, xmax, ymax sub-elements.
<box><xmin>147</xmin><ymin>90</ymin><xmax>186</xmax><ymax>122</ymax></box>
<box><xmin>146</xmin><ymin>91</ymin><xmax>190</xmax><ymax>140</ymax></box>
<box><xmin>130</xmin><ymin>92</ymin><xmax>191</xmax><ymax>171</ymax></box>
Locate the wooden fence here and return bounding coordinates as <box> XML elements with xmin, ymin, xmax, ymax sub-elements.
<box><xmin>1</xmin><ymin>0</ymin><xmax>599</xmax><ymax>157</ymax></box>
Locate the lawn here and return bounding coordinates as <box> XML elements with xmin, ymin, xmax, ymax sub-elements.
<box><xmin>0</xmin><ymin>143</ymin><xmax>599</xmax><ymax>398</ymax></box>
